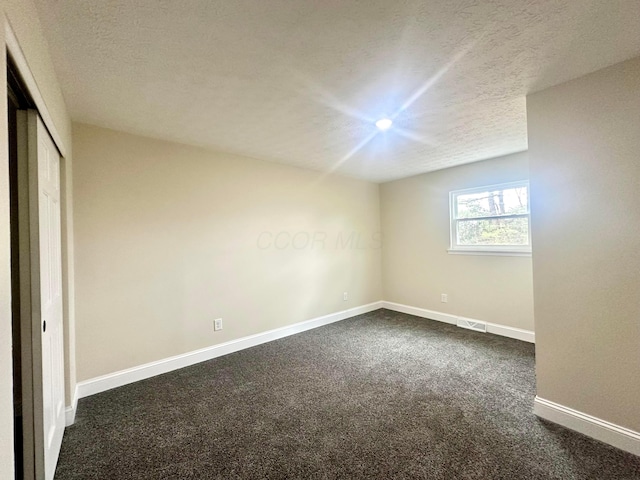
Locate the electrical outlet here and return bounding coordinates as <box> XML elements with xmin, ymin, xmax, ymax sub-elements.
<box><xmin>214</xmin><ymin>318</ymin><xmax>223</xmax><ymax>331</ymax></box>
<box><xmin>343</xmin><ymin>292</ymin><xmax>348</xmax><ymax>301</ymax></box>
<box><xmin>441</xmin><ymin>294</ymin><xmax>448</xmax><ymax>303</ymax></box>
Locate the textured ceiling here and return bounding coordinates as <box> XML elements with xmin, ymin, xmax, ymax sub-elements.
<box><xmin>35</xmin><ymin>0</ymin><xmax>640</xmax><ymax>182</ymax></box>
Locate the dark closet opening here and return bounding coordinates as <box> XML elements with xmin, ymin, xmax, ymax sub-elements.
<box><xmin>8</xmin><ymin>54</ymin><xmax>35</xmax><ymax>480</ymax></box>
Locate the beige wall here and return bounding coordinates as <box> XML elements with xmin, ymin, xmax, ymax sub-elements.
<box><xmin>72</xmin><ymin>123</ymin><xmax>382</xmax><ymax>381</ymax></box>
<box><xmin>528</xmin><ymin>57</ymin><xmax>640</xmax><ymax>431</ymax></box>
<box><xmin>1</xmin><ymin>0</ymin><xmax>74</xmax><ymax>476</ymax></box>
<box><xmin>380</xmin><ymin>152</ymin><xmax>534</xmax><ymax>331</ymax></box>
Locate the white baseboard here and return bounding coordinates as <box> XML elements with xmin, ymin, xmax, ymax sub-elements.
<box><xmin>65</xmin><ymin>385</ymin><xmax>79</xmax><ymax>426</ymax></box>
<box><xmin>74</xmin><ymin>300</ymin><xmax>533</xmax><ymax>404</ymax></box>
<box><xmin>534</xmin><ymin>396</ymin><xmax>640</xmax><ymax>457</ymax></box>
<box><xmin>380</xmin><ymin>301</ymin><xmax>535</xmax><ymax>343</ymax></box>
<box><xmin>380</xmin><ymin>301</ymin><xmax>457</xmax><ymax>325</ymax></box>
<box><xmin>485</xmin><ymin>322</ymin><xmax>535</xmax><ymax>343</ymax></box>
<box><xmin>76</xmin><ymin>301</ymin><xmax>383</xmax><ymax>400</ymax></box>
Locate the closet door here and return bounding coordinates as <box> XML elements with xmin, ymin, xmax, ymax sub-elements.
<box><xmin>21</xmin><ymin>110</ymin><xmax>65</xmax><ymax>480</ymax></box>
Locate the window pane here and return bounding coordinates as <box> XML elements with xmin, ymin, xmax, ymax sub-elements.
<box><xmin>457</xmin><ymin>217</ymin><xmax>529</xmax><ymax>246</ymax></box>
<box><xmin>456</xmin><ymin>186</ymin><xmax>528</xmax><ymax>219</ymax></box>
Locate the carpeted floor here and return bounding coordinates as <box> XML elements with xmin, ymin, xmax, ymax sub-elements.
<box><xmin>55</xmin><ymin>309</ymin><xmax>640</xmax><ymax>479</ymax></box>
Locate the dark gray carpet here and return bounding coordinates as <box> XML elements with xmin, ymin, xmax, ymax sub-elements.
<box><xmin>55</xmin><ymin>309</ymin><xmax>640</xmax><ymax>479</ymax></box>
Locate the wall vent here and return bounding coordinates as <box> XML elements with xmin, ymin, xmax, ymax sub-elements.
<box><xmin>456</xmin><ymin>317</ymin><xmax>487</xmax><ymax>333</ymax></box>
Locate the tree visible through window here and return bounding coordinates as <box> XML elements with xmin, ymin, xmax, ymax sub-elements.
<box><xmin>449</xmin><ymin>181</ymin><xmax>530</xmax><ymax>254</ymax></box>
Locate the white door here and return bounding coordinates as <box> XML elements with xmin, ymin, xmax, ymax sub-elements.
<box><xmin>34</xmin><ymin>113</ymin><xmax>65</xmax><ymax>480</ymax></box>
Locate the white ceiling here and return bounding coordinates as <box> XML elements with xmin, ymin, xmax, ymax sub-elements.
<box><xmin>35</xmin><ymin>0</ymin><xmax>640</xmax><ymax>182</ymax></box>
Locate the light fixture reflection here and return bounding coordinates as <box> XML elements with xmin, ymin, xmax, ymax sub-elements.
<box><xmin>294</xmin><ymin>35</ymin><xmax>482</xmax><ymax>182</ymax></box>
<box><xmin>375</xmin><ymin>118</ymin><xmax>393</xmax><ymax>131</ymax></box>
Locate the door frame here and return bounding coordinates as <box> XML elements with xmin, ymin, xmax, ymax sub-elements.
<box><xmin>6</xmin><ymin>20</ymin><xmax>74</xmax><ymax>480</ymax></box>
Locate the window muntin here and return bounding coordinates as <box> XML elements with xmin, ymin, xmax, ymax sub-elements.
<box><xmin>449</xmin><ymin>181</ymin><xmax>531</xmax><ymax>254</ymax></box>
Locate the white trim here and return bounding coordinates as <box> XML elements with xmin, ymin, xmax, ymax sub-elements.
<box><xmin>4</xmin><ymin>18</ymin><xmax>68</xmax><ymax>157</ymax></box>
<box><xmin>534</xmin><ymin>396</ymin><xmax>640</xmax><ymax>457</ymax></box>
<box><xmin>381</xmin><ymin>301</ymin><xmax>456</xmax><ymax>325</ymax></box>
<box><xmin>447</xmin><ymin>249</ymin><xmax>531</xmax><ymax>257</ymax></box>
<box><xmin>486</xmin><ymin>322</ymin><xmax>535</xmax><ymax>343</ymax></box>
<box><xmin>64</xmin><ymin>385</ymin><xmax>78</xmax><ymax>426</ymax></box>
<box><xmin>381</xmin><ymin>301</ymin><xmax>535</xmax><ymax>343</ymax></box>
<box><xmin>76</xmin><ymin>301</ymin><xmax>383</xmax><ymax>399</ymax></box>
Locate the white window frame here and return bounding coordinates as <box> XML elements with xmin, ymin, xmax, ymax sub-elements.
<box><xmin>448</xmin><ymin>180</ymin><xmax>531</xmax><ymax>256</ymax></box>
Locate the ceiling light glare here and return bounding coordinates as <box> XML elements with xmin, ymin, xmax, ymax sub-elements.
<box><xmin>375</xmin><ymin>118</ymin><xmax>393</xmax><ymax>131</ymax></box>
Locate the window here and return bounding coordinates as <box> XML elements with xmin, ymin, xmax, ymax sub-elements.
<box><xmin>449</xmin><ymin>181</ymin><xmax>531</xmax><ymax>255</ymax></box>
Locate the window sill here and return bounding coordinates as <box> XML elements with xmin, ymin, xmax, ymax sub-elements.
<box><xmin>447</xmin><ymin>249</ymin><xmax>532</xmax><ymax>257</ymax></box>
